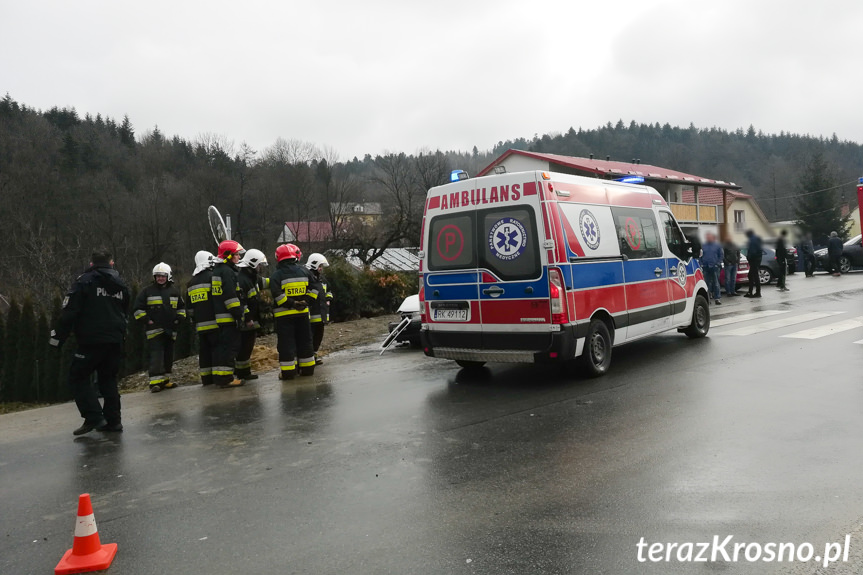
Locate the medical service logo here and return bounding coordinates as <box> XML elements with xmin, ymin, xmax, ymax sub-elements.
<box><xmin>675</xmin><ymin>261</ymin><xmax>687</xmax><ymax>286</ymax></box>
<box><xmin>488</xmin><ymin>217</ymin><xmax>527</xmax><ymax>261</ymax></box>
<box><xmin>579</xmin><ymin>209</ymin><xmax>601</xmax><ymax>250</ymax></box>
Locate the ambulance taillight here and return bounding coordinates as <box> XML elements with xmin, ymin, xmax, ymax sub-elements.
<box><xmin>548</xmin><ymin>268</ymin><xmax>567</xmax><ymax>324</ymax></box>
<box><xmin>419</xmin><ymin>285</ymin><xmax>426</xmax><ymax>324</ymax></box>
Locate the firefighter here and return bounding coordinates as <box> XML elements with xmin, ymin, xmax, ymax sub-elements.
<box><xmin>49</xmin><ymin>249</ymin><xmax>130</xmax><ymax>435</ymax></box>
<box><xmin>235</xmin><ymin>248</ymin><xmax>268</xmax><ymax>380</ymax></box>
<box><xmin>133</xmin><ymin>263</ymin><xmax>186</xmax><ymax>392</ymax></box>
<box><xmin>187</xmin><ymin>251</ymin><xmax>219</xmax><ymax>386</ymax></box>
<box><xmin>305</xmin><ymin>253</ymin><xmax>330</xmax><ymax>365</ymax></box>
<box><xmin>270</xmin><ymin>244</ymin><xmax>315</xmax><ymax>380</ymax></box>
<box><xmin>206</xmin><ymin>240</ymin><xmax>246</xmax><ymax>388</ymax></box>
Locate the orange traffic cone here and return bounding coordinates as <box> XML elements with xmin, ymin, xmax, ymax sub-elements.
<box><xmin>55</xmin><ymin>493</ymin><xmax>118</xmax><ymax>574</ymax></box>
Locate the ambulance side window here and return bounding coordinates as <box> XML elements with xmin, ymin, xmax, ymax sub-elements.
<box><xmin>659</xmin><ymin>211</ymin><xmax>689</xmax><ymax>261</ymax></box>
<box><xmin>611</xmin><ymin>207</ymin><xmax>662</xmax><ymax>260</ymax></box>
<box><xmin>428</xmin><ymin>213</ymin><xmax>476</xmax><ymax>271</ymax></box>
<box><xmin>478</xmin><ymin>206</ymin><xmax>540</xmax><ymax>281</ymax></box>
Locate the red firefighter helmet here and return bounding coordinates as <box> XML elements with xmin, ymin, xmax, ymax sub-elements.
<box><xmin>218</xmin><ymin>240</ymin><xmax>241</xmax><ymax>261</ymax></box>
<box><xmin>275</xmin><ymin>243</ymin><xmax>302</xmax><ymax>262</ymax></box>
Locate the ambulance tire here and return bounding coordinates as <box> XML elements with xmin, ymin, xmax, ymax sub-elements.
<box><xmin>456</xmin><ymin>360</ymin><xmax>486</xmax><ymax>370</ymax></box>
<box><xmin>580</xmin><ymin>319</ymin><xmax>612</xmax><ymax>378</ymax></box>
<box><xmin>684</xmin><ymin>294</ymin><xmax>710</xmax><ymax>339</ymax></box>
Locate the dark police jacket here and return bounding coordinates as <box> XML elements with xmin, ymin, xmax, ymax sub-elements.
<box><xmin>52</xmin><ymin>265</ymin><xmax>130</xmax><ymax>346</ymax></box>
<box><xmin>747</xmin><ymin>235</ymin><xmax>763</xmax><ymax>263</ymax></box>
<box><xmin>133</xmin><ymin>282</ymin><xmax>186</xmax><ymax>339</ymax></box>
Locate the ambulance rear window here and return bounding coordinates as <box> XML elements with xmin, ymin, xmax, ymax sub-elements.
<box><xmin>611</xmin><ymin>207</ymin><xmax>662</xmax><ymax>260</ymax></box>
<box><xmin>479</xmin><ymin>206</ymin><xmax>540</xmax><ymax>281</ymax></box>
<box><xmin>428</xmin><ymin>213</ymin><xmax>476</xmax><ymax>271</ymax></box>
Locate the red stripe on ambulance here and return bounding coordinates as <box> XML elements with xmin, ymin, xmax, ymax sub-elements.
<box><xmin>573</xmin><ymin>285</ymin><xmax>627</xmax><ymax>320</ymax></box>
<box><xmin>480</xmin><ymin>299</ymin><xmax>550</xmax><ymax>324</ymax></box>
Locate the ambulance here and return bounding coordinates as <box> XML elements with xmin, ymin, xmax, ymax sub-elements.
<box><xmin>418</xmin><ymin>169</ymin><xmax>709</xmax><ymax>376</ymax></box>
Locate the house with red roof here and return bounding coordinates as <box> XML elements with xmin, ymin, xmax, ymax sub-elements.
<box><xmin>479</xmin><ymin>149</ymin><xmax>768</xmax><ymax>241</ymax></box>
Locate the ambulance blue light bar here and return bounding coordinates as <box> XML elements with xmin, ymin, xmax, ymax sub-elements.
<box><xmin>451</xmin><ymin>169</ymin><xmax>469</xmax><ymax>182</ymax></box>
<box><xmin>616</xmin><ymin>176</ymin><xmax>645</xmax><ymax>184</ymax></box>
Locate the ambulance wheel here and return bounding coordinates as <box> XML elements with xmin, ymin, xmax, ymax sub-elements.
<box><xmin>580</xmin><ymin>320</ymin><xmax>612</xmax><ymax>377</ymax></box>
<box><xmin>456</xmin><ymin>360</ymin><xmax>486</xmax><ymax>369</ymax></box>
<box><xmin>684</xmin><ymin>294</ymin><xmax>710</xmax><ymax>339</ymax></box>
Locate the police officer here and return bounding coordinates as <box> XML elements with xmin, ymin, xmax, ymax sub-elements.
<box><xmin>305</xmin><ymin>253</ymin><xmax>330</xmax><ymax>365</ymax></box>
<box><xmin>187</xmin><ymin>250</ymin><xmax>219</xmax><ymax>386</ymax></box>
<box><xmin>211</xmin><ymin>240</ymin><xmax>245</xmax><ymax>387</ymax></box>
<box><xmin>270</xmin><ymin>244</ymin><xmax>315</xmax><ymax>380</ymax></box>
<box><xmin>134</xmin><ymin>262</ymin><xmax>186</xmax><ymax>392</ymax></box>
<box><xmin>50</xmin><ymin>249</ymin><xmax>130</xmax><ymax>435</ymax></box>
<box><xmin>235</xmin><ymin>248</ymin><xmax>268</xmax><ymax>380</ymax></box>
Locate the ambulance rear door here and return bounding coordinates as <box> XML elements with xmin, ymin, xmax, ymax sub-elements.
<box><xmin>423</xmin><ymin>180</ymin><xmax>482</xmax><ymax>349</ymax></box>
<box><xmin>476</xmin><ymin>172</ymin><xmax>552</xmax><ymax>353</ymax></box>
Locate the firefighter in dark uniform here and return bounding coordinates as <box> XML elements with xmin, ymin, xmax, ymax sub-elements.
<box><xmin>270</xmin><ymin>244</ymin><xmax>316</xmax><ymax>380</ymax></box>
<box><xmin>49</xmin><ymin>249</ymin><xmax>130</xmax><ymax>435</ymax></box>
<box><xmin>305</xmin><ymin>252</ymin><xmax>330</xmax><ymax>365</ymax></box>
<box><xmin>211</xmin><ymin>240</ymin><xmax>245</xmax><ymax>387</ymax></box>
<box><xmin>134</xmin><ymin>262</ymin><xmax>186</xmax><ymax>392</ymax></box>
<box><xmin>187</xmin><ymin>250</ymin><xmax>218</xmax><ymax>386</ymax></box>
<box><xmin>235</xmin><ymin>248</ymin><xmax>268</xmax><ymax>380</ymax></box>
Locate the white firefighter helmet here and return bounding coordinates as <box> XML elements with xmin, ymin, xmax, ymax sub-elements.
<box><xmin>152</xmin><ymin>262</ymin><xmax>172</xmax><ymax>282</ymax></box>
<box><xmin>193</xmin><ymin>250</ymin><xmax>216</xmax><ymax>275</ymax></box>
<box><xmin>237</xmin><ymin>248</ymin><xmax>268</xmax><ymax>269</ymax></box>
<box><xmin>305</xmin><ymin>253</ymin><xmax>329</xmax><ymax>271</ymax></box>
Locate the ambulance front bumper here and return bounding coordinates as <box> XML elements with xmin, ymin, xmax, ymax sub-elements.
<box><xmin>421</xmin><ymin>325</ymin><xmax>580</xmax><ymax>364</ymax></box>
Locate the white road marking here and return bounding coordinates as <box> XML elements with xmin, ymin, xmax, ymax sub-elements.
<box><xmin>719</xmin><ymin>311</ymin><xmax>845</xmax><ymax>336</ymax></box>
<box><xmin>710</xmin><ymin>309</ymin><xmax>790</xmax><ymax>327</ymax></box>
<box><xmin>782</xmin><ymin>316</ymin><xmax>863</xmax><ymax>340</ymax></box>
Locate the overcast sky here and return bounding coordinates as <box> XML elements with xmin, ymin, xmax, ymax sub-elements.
<box><xmin>2</xmin><ymin>0</ymin><xmax>861</xmax><ymax>160</ymax></box>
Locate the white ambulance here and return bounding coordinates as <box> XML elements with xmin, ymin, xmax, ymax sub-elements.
<box><xmin>418</xmin><ymin>169</ymin><xmax>709</xmax><ymax>376</ymax></box>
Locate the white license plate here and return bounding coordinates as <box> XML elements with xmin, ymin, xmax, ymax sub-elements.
<box><xmin>433</xmin><ymin>308</ymin><xmax>469</xmax><ymax>322</ymax></box>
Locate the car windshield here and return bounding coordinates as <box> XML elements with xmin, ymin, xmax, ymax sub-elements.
<box><xmin>844</xmin><ymin>234</ymin><xmax>861</xmax><ymax>246</ymax></box>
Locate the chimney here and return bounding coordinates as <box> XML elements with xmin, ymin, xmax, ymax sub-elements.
<box><xmin>589</xmin><ymin>153</ymin><xmax>594</xmax><ymax>160</ymax></box>
<box><xmin>606</xmin><ymin>155</ymin><xmax>610</xmax><ymax>161</ymax></box>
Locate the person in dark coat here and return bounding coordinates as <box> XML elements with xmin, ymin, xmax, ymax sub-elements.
<box><xmin>744</xmin><ymin>230</ymin><xmax>763</xmax><ymax>298</ymax></box>
<box><xmin>701</xmin><ymin>232</ymin><xmax>724</xmax><ymax>305</ymax></box>
<box><xmin>50</xmin><ymin>249</ymin><xmax>130</xmax><ymax>435</ymax></box>
<box><xmin>801</xmin><ymin>233</ymin><xmax>816</xmax><ymax>277</ymax></box>
<box><xmin>828</xmin><ymin>231</ymin><xmax>844</xmax><ymax>276</ymax></box>
<box><xmin>775</xmin><ymin>230</ymin><xmax>789</xmax><ymax>291</ymax></box>
<box><xmin>722</xmin><ymin>236</ymin><xmax>741</xmax><ymax>296</ymax></box>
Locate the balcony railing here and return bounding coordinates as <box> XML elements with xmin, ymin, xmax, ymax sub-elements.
<box><xmin>669</xmin><ymin>202</ymin><xmax>718</xmax><ymax>224</ymax></box>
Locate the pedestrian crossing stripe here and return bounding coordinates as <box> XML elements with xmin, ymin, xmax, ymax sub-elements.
<box><xmin>716</xmin><ymin>311</ymin><xmax>845</xmax><ymax>337</ymax></box>
<box><xmin>710</xmin><ymin>310</ymin><xmax>790</xmax><ymax>327</ymax></box>
<box><xmin>781</xmin><ymin>316</ymin><xmax>863</xmax><ymax>340</ymax></box>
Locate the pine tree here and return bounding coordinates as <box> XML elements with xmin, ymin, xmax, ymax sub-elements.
<box><xmin>1</xmin><ymin>299</ymin><xmax>20</xmax><ymax>402</ymax></box>
<box><xmin>14</xmin><ymin>298</ymin><xmax>37</xmax><ymax>402</ymax></box>
<box><xmin>119</xmin><ymin>114</ymin><xmax>135</xmax><ymax>149</ymax></box>
<box><xmin>794</xmin><ymin>152</ymin><xmax>850</xmax><ymax>244</ymax></box>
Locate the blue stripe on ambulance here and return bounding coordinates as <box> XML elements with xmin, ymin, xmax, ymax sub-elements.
<box><xmin>427</xmin><ymin>272</ymin><xmax>480</xmax><ymax>286</ymax></box>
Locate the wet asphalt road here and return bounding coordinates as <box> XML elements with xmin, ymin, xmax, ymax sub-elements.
<box><xmin>3</xmin><ymin>273</ymin><xmax>863</xmax><ymax>575</ymax></box>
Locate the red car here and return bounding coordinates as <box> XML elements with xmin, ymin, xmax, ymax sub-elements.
<box><xmin>719</xmin><ymin>255</ymin><xmax>750</xmax><ymax>289</ymax></box>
